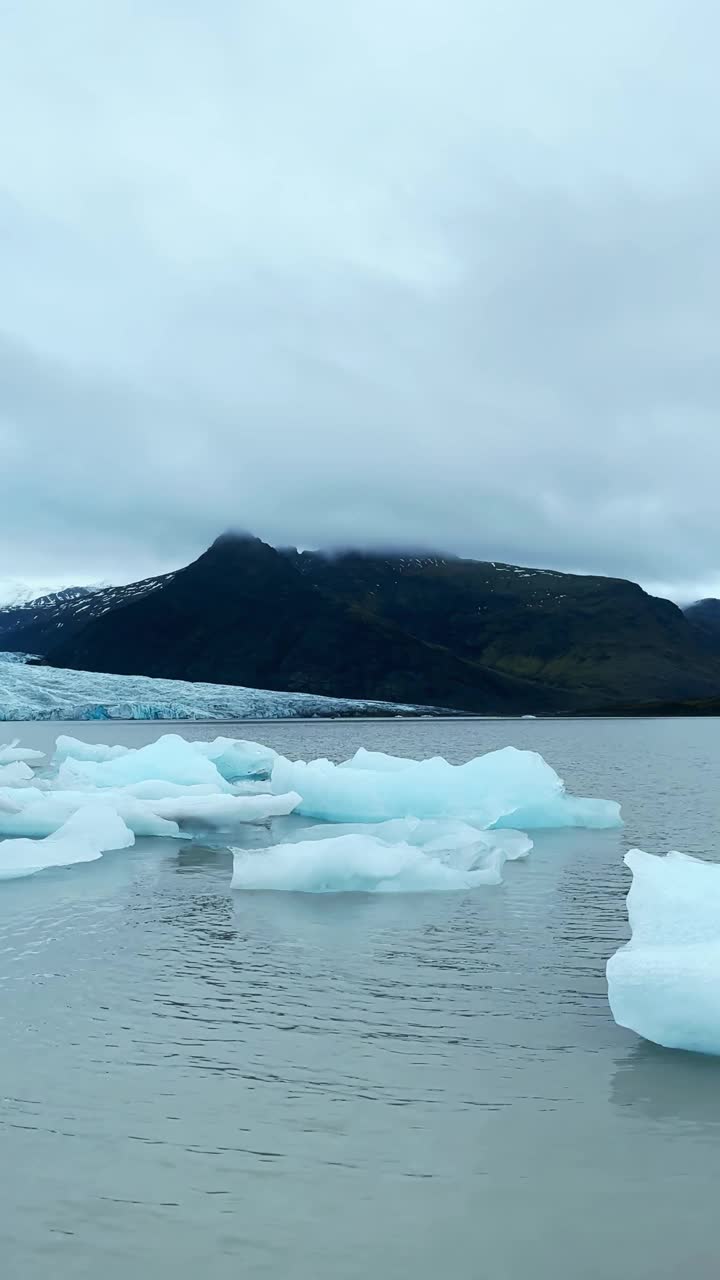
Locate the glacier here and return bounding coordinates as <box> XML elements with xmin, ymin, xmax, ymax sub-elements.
<box><xmin>0</xmin><ymin>653</ymin><xmax>435</xmax><ymax>721</ymax></box>
<box><xmin>607</xmin><ymin>848</ymin><xmax>720</xmax><ymax>1055</ymax></box>
<box><xmin>0</xmin><ymin>731</ymin><xmax>620</xmax><ymax>885</ymax></box>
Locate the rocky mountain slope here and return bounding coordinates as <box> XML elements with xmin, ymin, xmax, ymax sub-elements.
<box><xmin>10</xmin><ymin>532</ymin><xmax>717</xmax><ymax>714</ymax></box>
<box><xmin>37</xmin><ymin>536</ymin><xmax>567</xmax><ymax>714</ymax></box>
<box><xmin>683</xmin><ymin>598</ymin><xmax>720</xmax><ymax>647</ymax></box>
<box><xmin>0</xmin><ymin>576</ymin><xmax>174</xmax><ymax>656</ymax></box>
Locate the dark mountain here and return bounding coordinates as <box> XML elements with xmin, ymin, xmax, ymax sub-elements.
<box><xmin>291</xmin><ymin>549</ymin><xmax>720</xmax><ymax>704</ymax></box>
<box><xmin>0</xmin><ymin>575</ymin><xmax>174</xmax><ymax>656</ymax></box>
<box><xmin>583</xmin><ymin>694</ymin><xmax>720</xmax><ymax>717</ymax></box>
<box><xmin>683</xmin><ymin>598</ymin><xmax>720</xmax><ymax>647</ymax></box>
<box><xmin>14</xmin><ymin>532</ymin><xmax>720</xmax><ymax>713</ymax></box>
<box><xmin>39</xmin><ymin>535</ymin><xmax>569</xmax><ymax>713</ymax></box>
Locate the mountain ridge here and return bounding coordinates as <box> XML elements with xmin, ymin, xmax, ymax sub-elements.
<box><xmin>3</xmin><ymin>534</ymin><xmax>719</xmax><ymax>713</ymax></box>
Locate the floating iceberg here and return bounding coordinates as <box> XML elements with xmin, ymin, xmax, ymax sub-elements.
<box><xmin>56</xmin><ymin>734</ymin><xmax>235</xmax><ymax>792</ymax></box>
<box><xmin>0</xmin><ymin>739</ymin><xmax>45</xmax><ymax>765</ymax></box>
<box><xmin>0</xmin><ymin>805</ymin><xmax>134</xmax><ymax>880</ymax></box>
<box><xmin>149</xmin><ymin>790</ymin><xmax>301</xmax><ymax>831</ymax></box>
<box><xmin>0</xmin><ymin>761</ymin><xmax>36</xmax><ymax>787</ymax></box>
<box><xmin>231</xmin><ymin>824</ymin><xmax>532</xmax><ymax>893</ymax></box>
<box><xmin>0</xmin><ymin>653</ymin><xmax>434</xmax><ymax>721</ymax></box>
<box><xmin>607</xmin><ymin>849</ymin><xmax>720</xmax><ymax>1055</ymax></box>
<box><xmin>271</xmin><ymin>746</ymin><xmax>621</xmax><ymax>829</ymax></box>
<box><xmin>0</xmin><ymin>731</ymin><xmax>620</xmax><ymax>893</ymax></box>
<box><xmin>53</xmin><ymin>735</ymin><xmax>130</xmax><ymax>763</ymax></box>
<box><xmin>0</xmin><ymin>786</ymin><xmax>183</xmax><ymax>839</ymax></box>
<box><xmin>0</xmin><ymin>782</ymin><xmax>301</xmax><ymax>840</ymax></box>
<box><xmin>53</xmin><ymin>733</ymin><xmax>278</xmax><ymax>782</ymax></box>
<box><xmin>191</xmin><ymin>737</ymin><xmax>278</xmax><ymax>781</ymax></box>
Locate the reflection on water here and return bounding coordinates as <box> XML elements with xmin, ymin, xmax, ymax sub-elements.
<box><xmin>3</xmin><ymin>716</ymin><xmax>720</xmax><ymax>1278</ymax></box>
<box><xmin>611</xmin><ymin>1041</ymin><xmax>720</xmax><ymax>1126</ymax></box>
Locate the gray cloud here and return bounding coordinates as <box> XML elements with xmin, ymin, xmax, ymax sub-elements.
<box><xmin>2</xmin><ymin>0</ymin><xmax>720</xmax><ymax>599</ymax></box>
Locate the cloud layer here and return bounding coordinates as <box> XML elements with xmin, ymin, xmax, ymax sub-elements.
<box><xmin>2</xmin><ymin>1</ymin><xmax>719</xmax><ymax>599</ymax></box>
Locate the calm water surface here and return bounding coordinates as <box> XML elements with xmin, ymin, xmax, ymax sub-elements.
<box><xmin>2</xmin><ymin>717</ymin><xmax>720</xmax><ymax>1279</ymax></box>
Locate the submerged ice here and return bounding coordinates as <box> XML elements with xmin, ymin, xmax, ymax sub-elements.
<box><xmin>607</xmin><ymin>849</ymin><xmax>720</xmax><ymax>1055</ymax></box>
<box><xmin>0</xmin><ymin>733</ymin><xmax>620</xmax><ymax>887</ymax></box>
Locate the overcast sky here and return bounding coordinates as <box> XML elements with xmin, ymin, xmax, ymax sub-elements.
<box><xmin>2</xmin><ymin>1</ymin><xmax>720</xmax><ymax>602</ymax></box>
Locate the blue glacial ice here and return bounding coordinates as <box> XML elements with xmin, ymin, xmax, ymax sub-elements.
<box><xmin>0</xmin><ymin>732</ymin><xmax>620</xmax><ymax>886</ymax></box>
<box><xmin>270</xmin><ymin>745</ymin><xmax>622</xmax><ymax>828</ymax></box>
<box><xmin>55</xmin><ymin>734</ymin><xmax>238</xmax><ymax>792</ymax></box>
<box><xmin>0</xmin><ymin>653</ymin><xmax>431</xmax><ymax>721</ymax></box>
<box><xmin>53</xmin><ymin>733</ymin><xmax>277</xmax><ymax>782</ymax></box>
<box><xmin>607</xmin><ymin>848</ymin><xmax>720</xmax><ymax>1055</ymax></box>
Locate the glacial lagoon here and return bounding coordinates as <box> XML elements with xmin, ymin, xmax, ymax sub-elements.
<box><xmin>2</xmin><ymin>715</ymin><xmax>720</xmax><ymax>1279</ymax></box>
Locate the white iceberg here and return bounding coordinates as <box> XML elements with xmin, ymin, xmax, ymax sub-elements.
<box><xmin>149</xmin><ymin>790</ymin><xmax>301</xmax><ymax>831</ymax></box>
<box><xmin>56</xmin><ymin>734</ymin><xmax>234</xmax><ymax>793</ymax></box>
<box><xmin>0</xmin><ymin>731</ymin><xmax>619</xmax><ymax>892</ymax></box>
<box><xmin>0</xmin><ymin>785</ymin><xmax>299</xmax><ymax>840</ymax></box>
<box><xmin>0</xmin><ymin>786</ymin><xmax>183</xmax><ymax>839</ymax></box>
<box><xmin>271</xmin><ymin>746</ymin><xmax>621</xmax><ymax>829</ymax></box>
<box><xmin>53</xmin><ymin>735</ymin><xmax>130</xmax><ymax>764</ymax></box>
<box><xmin>0</xmin><ymin>761</ymin><xmax>36</xmax><ymax>787</ymax></box>
<box><xmin>231</xmin><ymin>823</ymin><xmax>532</xmax><ymax>894</ymax></box>
<box><xmin>53</xmin><ymin>732</ymin><xmax>278</xmax><ymax>783</ymax></box>
<box><xmin>191</xmin><ymin>737</ymin><xmax>279</xmax><ymax>781</ymax></box>
<box><xmin>0</xmin><ymin>805</ymin><xmax>134</xmax><ymax>880</ymax></box>
<box><xmin>0</xmin><ymin>739</ymin><xmax>45</xmax><ymax>765</ymax></box>
<box><xmin>289</xmin><ymin>816</ymin><xmax>532</xmax><ymax>860</ymax></box>
<box><xmin>607</xmin><ymin>849</ymin><xmax>720</xmax><ymax>1055</ymax></box>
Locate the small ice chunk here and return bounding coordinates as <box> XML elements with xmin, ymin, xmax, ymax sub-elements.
<box><xmin>0</xmin><ymin>739</ymin><xmax>44</xmax><ymax>765</ymax></box>
<box><xmin>271</xmin><ymin>746</ymin><xmax>621</xmax><ymax>829</ymax></box>
<box><xmin>56</xmin><ymin>733</ymin><xmax>232</xmax><ymax>792</ymax></box>
<box><xmin>53</xmin><ymin>735</ymin><xmax>130</xmax><ymax>763</ymax></box>
<box><xmin>0</xmin><ymin>761</ymin><xmax>36</xmax><ymax>787</ymax></box>
<box><xmin>607</xmin><ymin>848</ymin><xmax>720</xmax><ymax>1055</ymax></box>
<box><xmin>0</xmin><ymin>805</ymin><xmax>134</xmax><ymax>880</ymax></box>
<box><xmin>191</xmin><ymin>737</ymin><xmax>279</xmax><ymax>781</ymax></box>
<box><xmin>149</xmin><ymin>790</ymin><xmax>301</xmax><ymax>831</ymax></box>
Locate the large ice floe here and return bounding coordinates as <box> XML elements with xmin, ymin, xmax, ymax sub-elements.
<box><xmin>0</xmin><ymin>653</ymin><xmax>433</xmax><ymax>720</ymax></box>
<box><xmin>0</xmin><ymin>732</ymin><xmax>621</xmax><ymax>887</ymax></box>
<box><xmin>607</xmin><ymin>849</ymin><xmax>720</xmax><ymax>1055</ymax></box>
<box><xmin>271</xmin><ymin>746</ymin><xmax>621</xmax><ymax>827</ymax></box>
